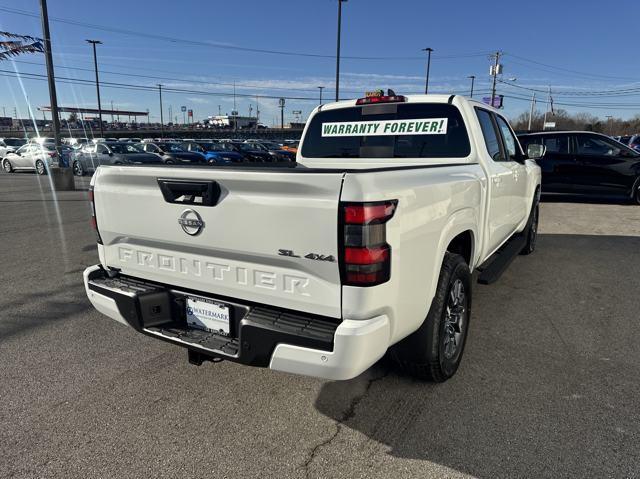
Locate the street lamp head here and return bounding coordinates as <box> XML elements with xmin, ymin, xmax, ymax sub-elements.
<box><xmin>422</xmin><ymin>47</ymin><xmax>434</xmax><ymax>53</ymax></box>
<box><xmin>468</xmin><ymin>75</ymin><xmax>476</xmax><ymax>79</ymax></box>
<box><xmin>85</xmin><ymin>39</ymin><xmax>102</xmax><ymax>45</ymax></box>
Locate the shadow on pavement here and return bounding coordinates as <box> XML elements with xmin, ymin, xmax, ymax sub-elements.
<box><xmin>315</xmin><ymin>234</ymin><xmax>640</xmax><ymax>479</ymax></box>
<box><xmin>541</xmin><ymin>192</ymin><xmax>632</xmax><ymax>205</ymax></box>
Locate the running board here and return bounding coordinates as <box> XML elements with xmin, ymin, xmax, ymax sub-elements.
<box><xmin>477</xmin><ymin>235</ymin><xmax>526</xmax><ymax>285</ymax></box>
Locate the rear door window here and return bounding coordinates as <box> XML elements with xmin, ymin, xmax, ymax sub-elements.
<box><xmin>476</xmin><ymin>109</ymin><xmax>505</xmax><ymax>162</ymax></box>
<box><xmin>301</xmin><ymin>103</ymin><xmax>470</xmax><ymax>159</ymax></box>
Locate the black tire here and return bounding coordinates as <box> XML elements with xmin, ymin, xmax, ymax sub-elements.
<box><xmin>165</xmin><ymin>159</ymin><xmax>175</xmax><ymax>165</ymax></box>
<box><xmin>2</xmin><ymin>158</ymin><xmax>13</xmax><ymax>173</ymax></box>
<box><xmin>35</xmin><ymin>159</ymin><xmax>47</xmax><ymax>175</ymax></box>
<box><xmin>633</xmin><ymin>179</ymin><xmax>640</xmax><ymax>205</ymax></box>
<box><xmin>390</xmin><ymin>252</ymin><xmax>472</xmax><ymax>382</ymax></box>
<box><xmin>72</xmin><ymin>160</ymin><xmax>84</xmax><ymax>176</ymax></box>
<box><xmin>520</xmin><ymin>195</ymin><xmax>540</xmax><ymax>255</ymax></box>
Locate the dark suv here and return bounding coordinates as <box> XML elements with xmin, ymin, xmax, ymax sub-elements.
<box><xmin>518</xmin><ymin>131</ymin><xmax>640</xmax><ymax>204</ymax></box>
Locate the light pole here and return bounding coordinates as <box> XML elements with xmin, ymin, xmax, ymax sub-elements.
<box><xmin>39</xmin><ymin>0</ymin><xmax>61</xmax><ymax>151</ymax></box>
<box><xmin>86</xmin><ymin>39</ymin><xmax>104</xmax><ymax>138</ymax></box>
<box><xmin>605</xmin><ymin>115</ymin><xmax>613</xmax><ymax>135</ymax></box>
<box><xmin>110</xmin><ymin>100</ymin><xmax>114</xmax><ymax>123</ymax></box>
<box><xmin>318</xmin><ymin>86</ymin><xmax>325</xmax><ymax>105</ymax></box>
<box><xmin>157</xmin><ymin>84</ymin><xmax>164</xmax><ymax>139</ymax></box>
<box><xmin>335</xmin><ymin>0</ymin><xmax>347</xmax><ymax>102</ymax></box>
<box><xmin>467</xmin><ymin>75</ymin><xmax>475</xmax><ymax>98</ymax></box>
<box><xmin>422</xmin><ymin>47</ymin><xmax>433</xmax><ymax>94</ymax></box>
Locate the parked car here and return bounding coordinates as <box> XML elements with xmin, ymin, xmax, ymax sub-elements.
<box><xmin>281</xmin><ymin>141</ymin><xmax>299</xmax><ymax>154</ymax></box>
<box><xmin>518</xmin><ymin>131</ymin><xmax>640</xmax><ymax>203</ymax></box>
<box><xmin>182</xmin><ymin>141</ymin><xmax>245</xmax><ymax>164</ymax></box>
<box><xmin>140</xmin><ymin>142</ymin><xmax>206</xmax><ymax>164</ymax></box>
<box><xmin>84</xmin><ymin>93</ymin><xmax>541</xmax><ymax>382</ymax></box>
<box><xmin>247</xmin><ymin>141</ymin><xmax>296</xmax><ymax>161</ymax></box>
<box><xmin>626</xmin><ymin>134</ymin><xmax>640</xmax><ymax>152</ymax></box>
<box><xmin>227</xmin><ymin>142</ymin><xmax>274</xmax><ymax>162</ymax></box>
<box><xmin>0</xmin><ymin>137</ymin><xmax>27</xmax><ymax>158</ymax></box>
<box><xmin>71</xmin><ymin>141</ymin><xmax>163</xmax><ymax>176</ymax></box>
<box><xmin>2</xmin><ymin>142</ymin><xmax>60</xmax><ymax>174</ymax></box>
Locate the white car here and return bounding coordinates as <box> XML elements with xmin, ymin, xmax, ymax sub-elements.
<box><xmin>84</xmin><ymin>93</ymin><xmax>542</xmax><ymax>382</ymax></box>
<box><xmin>2</xmin><ymin>142</ymin><xmax>60</xmax><ymax>174</ymax></box>
<box><xmin>0</xmin><ymin>138</ymin><xmax>27</xmax><ymax>158</ymax></box>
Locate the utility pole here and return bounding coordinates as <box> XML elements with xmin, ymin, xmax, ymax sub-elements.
<box><xmin>422</xmin><ymin>47</ymin><xmax>434</xmax><ymax>94</ymax></box>
<box><xmin>39</xmin><ymin>0</ymin><xmax>62</xmax><ymax>151</ymax></box>
<box><xmin>605</xmin><ymin>115</ymin><xmax>613</xmax><ymax>135</ymax></box>
<box><xmin>335</xmin><ymin>0</ymin><xmax>347</xmax><ymax>102</ymax></box>
<box><xmin>489</xmin><ymin>51</ymin><xmax>502</xmax><ymax>108</ymax></box>
<box><xmin>146</xmin><ymin>108</ymin><xmax>149</xmax><ymax>125</ymax></box>
<box><xmin>279</xmin><ymin>98</ymin><xmax>285</xmax><ymax>130</ymax></box>
<box><xmin>318</xmin><ymin>86</ymin><xmax>325</xmax><ymax>105</ymax></box>
<box><xmin>542</xmin><ymin>86</ymin><xmax>552</xmax><ymax>130</ymax></box>
<box><xmin>2</xmin><ymin>106</ymin><xmax>5</xmax><ymax>117</ymax></box>
<box><xmin>528</xmin><ymin>93</ymin><xmax>536</xmax><ymax>131</ymax></box>
<box><xmin>157</xmin><ymin>84</ymin><xmax>164</xmax><ymax>139</ymax></box>
<box><xmin>467</xmin><ymin>75</ymin><xmax>475</xmax><ymax>98</ymax></box>
<box><xmin>218</xmin><ymin>105</ymin><xmax>221</xmax><ymax>116</ymax></box>
<box><xmin>86</xmin><ymin>39</ymin><xmax>104</xmax><ymax>138</ymax></box>
<box><xmin>110</xmin><ymin>100</ymin><xmax>114</xmax><ymax>123</ymax></box>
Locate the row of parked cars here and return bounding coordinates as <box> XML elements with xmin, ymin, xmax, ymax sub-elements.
<box><xmin>0</xmin><ymin>137</ymin><xmax>300</xmax><ymax>176</ymax></box>
<box><xmin>612</xmin><ymin>134</ymin><xmax>640</xmax><ymax>151</ymax></box>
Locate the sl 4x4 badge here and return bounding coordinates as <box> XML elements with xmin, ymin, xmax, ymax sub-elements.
<box><xmin>278</xmin><ymin>249</ymin><xmax>336</xmax><ymax>262</ymax></box>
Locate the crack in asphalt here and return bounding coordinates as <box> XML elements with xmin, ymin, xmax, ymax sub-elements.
<box><xmin>302</xmin><ymin>367</ymin><xmax>390</xmax><ymax>478</ymax></box>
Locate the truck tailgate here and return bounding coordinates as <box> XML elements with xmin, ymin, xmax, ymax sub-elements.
<box><xmin>93</xmin><ymin>166</ymin><xmax>345</xmax><ymax>318</ymax></box>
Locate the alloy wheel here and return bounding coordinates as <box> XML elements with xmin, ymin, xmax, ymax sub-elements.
<box><xmin>443</xmin><ymin>279</ymin><xmax>466</xmax><ymax>359</ymax></box>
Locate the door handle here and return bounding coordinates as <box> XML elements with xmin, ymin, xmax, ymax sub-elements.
<box><xmin>157</xmin><ymin>178</ymin><xmax>221</xmax><ymax>206</ymax></box>
<box><xmin>492</xmin><ymin>177</ymin><xmax>502</xmax><ymax>185</ymax></box>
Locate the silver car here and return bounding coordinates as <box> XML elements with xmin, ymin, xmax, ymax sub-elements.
<box><xmin>2</xmin><ymin>143</ymin><xmax>60</xmax><ymax>175</ymax></box>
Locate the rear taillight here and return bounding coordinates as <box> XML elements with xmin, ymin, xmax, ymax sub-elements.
<box><xmin>340</xmin><ymin>200</ymin><xmax>397</xmax><ymax>286</ymax></box>
<box><xmin>88</xmin><ymin>186</ymin><xmax>103</xmax><ymax>244</ymax></box>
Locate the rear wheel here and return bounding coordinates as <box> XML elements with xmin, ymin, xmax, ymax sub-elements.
<box><xmin>2</xmin><ymin>158</ymin><xmax>13</xmax><ymax>173</ymax></box>
<box><xmin>633</xmin><ymin>179</ymin><xmax>640</xmax><ymax>205</ymax></box>
<box><xmin>165</xmin><ymin>159</ymin><xmax>175</xmax><ymax>165</ymax></box>
<box><xmin>390</xmin><ymin>253</ymin><xmax>471</xmax><ymax>382</ymax></box>
<box><xmin>35</xmin><ymin>160</ymin><xmax>46</xmax><ymax>175</ymax></box>
<box><xmin>520</xmin><ymin>194</ymin><xmax>540</xmax><ymax>255</ymax></box>
<box><xmin>72</xmin><ymin>160</ymin><xmax>84</xmax><ymax>176</ymax></box>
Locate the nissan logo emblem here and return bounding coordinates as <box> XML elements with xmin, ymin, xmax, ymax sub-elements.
<box><xmin>178</xmin><ymin>209</ymin><xmax>204</xmax><ymax>236</ymax></box>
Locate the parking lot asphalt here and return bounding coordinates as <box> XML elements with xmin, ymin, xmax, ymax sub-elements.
<box><xmin>1</xmin><ymin>172</ymin><xmax>639</xmax><ymax>479</ymax></box>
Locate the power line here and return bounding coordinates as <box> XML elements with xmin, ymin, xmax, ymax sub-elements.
<box><xmin>504</xmin><ymin>53</ymin><xmax>640</xmax><ymax>82</ymax></box>
<box><xmin>0</xmin><ymin>5</ymin><xmax>491</xmax><ymax>61</ymax></box>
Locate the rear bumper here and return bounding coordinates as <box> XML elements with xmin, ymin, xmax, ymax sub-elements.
<box><xmin>83</xmin><ymin>265</ymin><xmax>389</xmax><ymax>380</ymax></box>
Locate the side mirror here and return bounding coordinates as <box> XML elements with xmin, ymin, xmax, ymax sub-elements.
<box><xmin>527</xmin><ymin>144</ymin><xmax>546</xmax><ymax>160</ymax></box>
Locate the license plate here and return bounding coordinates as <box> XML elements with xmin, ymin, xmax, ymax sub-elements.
<box><xmin>185</xmin><ymin>296</ymin><xmax>230</xmax><ymax>335</ymax></box>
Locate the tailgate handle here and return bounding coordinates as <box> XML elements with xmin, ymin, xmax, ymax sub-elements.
<box><xmin>157</xmin><ymin>179</ymin><xmax>221</xmax><ymax>207</ymax></box>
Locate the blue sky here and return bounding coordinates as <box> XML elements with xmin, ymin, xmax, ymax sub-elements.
<box><xmin>1</xmin><ymin>0</ymin><xmax>639</xmax><ymax>125</ymax></box>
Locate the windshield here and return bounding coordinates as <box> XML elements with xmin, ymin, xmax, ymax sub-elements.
<box><xmin>157</xmin><ymin>143</ymin><xmax>185</xmax><ymax>152</ymax></box>
<box><xmin>198</xmin><ymin>143</ymin><xmax>225</xmax><ymax>152</ymax></box>
<box><xmin>108</xmin><ymin>143</ymin><xmax>143</xmax><ymax>154</ymax></box>
<box><xmin>301</xmin><ymin>103</ymin><xmax>470</xmax><ymax>159</ymax></box>
<box><xmin>236</xmin><ymin>143</ymin><xmax>258</xmax><ymax>152</ymax></box>
<box><xmin>4</xmin><ymin>139</ymin><xmax>26</xmax><ymax>147</ymax></box>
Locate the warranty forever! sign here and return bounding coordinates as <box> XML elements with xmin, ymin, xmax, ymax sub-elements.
<box><xmin>322</xmin><ymin>118</ymin><xmax>448</xmax><ymax>137</ymax></box>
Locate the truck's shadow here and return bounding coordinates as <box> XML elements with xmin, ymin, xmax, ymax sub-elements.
<box><xmin>314</xmin><ymin>234</ymin><xmax>640</xmax><ymax>478</ymax></box>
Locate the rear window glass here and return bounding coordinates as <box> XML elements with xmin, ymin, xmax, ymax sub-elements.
<box><xmin>301</xmin><ymin>103</ymin><xmax>470</xmax><ymax>159</ymax></box>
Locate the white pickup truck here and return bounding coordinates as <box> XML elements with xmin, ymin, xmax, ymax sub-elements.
<box><xmin>84</xmin><ymin>93</ymin><xmax>542</xmax><ymax>382</ymax></box>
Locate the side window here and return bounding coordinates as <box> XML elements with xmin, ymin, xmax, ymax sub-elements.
<box><xmin>574</xmin><ymin>135</ymin><xmax>620</xmax><ymax>157</ymax></box>
<box><xmin>495</xmin><ymin>116</ymin><xmax>522</xmax><ymax>161</ymax></box>
<box><xmin>543</xmin><ymin>135</ymin><xmax>570</xmax><ymax>154</ymax></box>
<box><xmin>476</xmin><ymin>109</ymin><xmax>505</xmax><ymax>162</ymax></box>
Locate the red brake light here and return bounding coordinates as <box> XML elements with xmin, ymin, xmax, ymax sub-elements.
<box><xmin>356</xmin><ymin>95</ymin><xmax>407</xmax><ymax>105</ymax></box>
<box><xmin>344</xmin><ymin>202</ymin><xmax>397</xmax><ymax>225</ymax></box>
<box><xmin>340</xmin><ymin>201</ymin><xmax>397</xmax><ymax>287</ymax></box>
